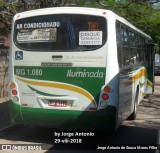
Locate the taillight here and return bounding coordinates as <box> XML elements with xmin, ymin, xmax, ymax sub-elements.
<box><xmin>89</xmin><ymin>107</ymin><xmax>97</xmax><ymax>111</ymax></box>
<box><xmin>99</xmin><ymin>86</ymin><xmax>111</xmax><ymax>108</ymax></box>
<box><xmin>10</xmin><ymin>82</ymin><xmax>16</xmax><ymax>89</ymax></box>
<box><xmin>100</xmin><ymin>101</ymin><xmax>107</xmax><ymax>107</ymax></box>
<box><xmin>12</xmin><ymin>89</ymin><xmax>17</xmax><ymax>95</ymax></box>
<box><xmin>104</xmin><ymin>86</ymin><xmax>111</xmax><ymax>93</ymax></box>
<box><xmin>12</xmin><ymin>96</ymin><xmax>19</xmax><ymax>102</ymax></box>
<box><xmin>9</xmin><ymin>82</ymin><xmax>19</xmax><ymax>102</ymax></box>
<box><xmin>102</xmin><ymin>94</ymin><xmax>109</xmax><ymax>100</ymax></box>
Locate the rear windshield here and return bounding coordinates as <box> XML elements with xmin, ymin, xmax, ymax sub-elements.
<box><xmin>14</xmin><ymin>14</ymin><xmax>107</xmax><ymax>52</ymax></box>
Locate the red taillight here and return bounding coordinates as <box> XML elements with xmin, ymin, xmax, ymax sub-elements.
<box><xmin>12</xmin><ymin>90</ymin><xmax>17</xmax><ymax>95</ymax></box>
<box><xmin>102</xmin><ymin>94</ymin><xmax>109</xmax><ymax>100</ymax></box>
<box><xmin>89</xmin><ymin>107</ymin><xmax>97</xmax><ymax>111</ymax></box>
<box><xmin>21</xmin><ymin>104</ymin><xmax>28</xmax><ymax>106</ymax></box>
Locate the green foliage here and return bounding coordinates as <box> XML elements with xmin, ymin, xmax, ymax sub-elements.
<box><xmin>0</xmin><ymin>0</ymin><xmax>160</xmax><ymax>52</ymax></box>
<box><xmin>91</xmin><ymin>0</ymin><xmax>160</xmax><ymax>53</ymax></box>
<box><xmin>114</xmin><ymin>2</ymin><xmax>160</xmax><ymax>53</ymax></box>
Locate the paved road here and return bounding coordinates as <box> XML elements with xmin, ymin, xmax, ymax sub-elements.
<box><xmin>0</xmin><ymin>77</ymin><xmax>160</xmax><ymax>152</ymax></box>
<box><xmin>0</xmin><ymin>97</ymin><xmax>10</xmax><ymax>130</ymax></box>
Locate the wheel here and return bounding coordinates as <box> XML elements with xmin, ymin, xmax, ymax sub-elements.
<box><xmin>144</xmin><ymin>94</ymin><xmax>149</xmax><ymax>99</ymax></box>
<box><xmin>128</xmin><ymin>102</ymin><xmax>137</xmax><ymax>120</ymax></box>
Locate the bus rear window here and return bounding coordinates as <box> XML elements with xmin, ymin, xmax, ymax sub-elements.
<box><xmin>14</xmin><ymin>14</ymin><xmax>107</xmax><ymax>52</ymax></box>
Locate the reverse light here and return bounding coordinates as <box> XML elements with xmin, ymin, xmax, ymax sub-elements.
<box><xmin>100</xmin><ymin>101</ymin><xmax>107</xmax><ymax>107</ymax></box>
<box><xmin>102</xmin><ymin>94</ymin><xmax>109</xmax><ymax>100</ymax></box>
<box><xmin>12</xmin><ymin>96</ymin><xmax>19</xmax><ymax>102</ymax></box>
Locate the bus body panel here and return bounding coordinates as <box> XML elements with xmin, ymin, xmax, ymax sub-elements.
<box><xmin>115</xmin><ymin>15</ymin><xmax>153</xmax><ymax>125</ymax></box>
<box><xmin>14</xmin><ymin>65</ymin><xmax>106</xmax><ymax>111</ymax></box>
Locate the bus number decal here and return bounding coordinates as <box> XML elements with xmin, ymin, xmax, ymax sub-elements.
<box><xmin>79</xmin><ymin>31</ymin><xmax>102</xmax><ymax>45</ymax></box>
<box><xmin>27</xmin><ymin>69</ymin><xmax>43</xmax><ymax>76</ymax></box>
<box><xmin>15</xmin><ymin>68</ymin><xmax>43</xmax><ymax>76</ymax></box>
<box><xmin>15</xmin><ymin>69</ymin><xmax>26</xmax><ymax>76</ymax></box>
<box><xmin>88</xmin><ymin>22</ymin><xmax>99</xmax><ymax>31</ymax></box>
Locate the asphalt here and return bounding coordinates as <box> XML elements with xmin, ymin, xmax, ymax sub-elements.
<box><xmin>0</xmin><ymin>97</ymin><xmax>11</xmax><ymax>129</ymax></box>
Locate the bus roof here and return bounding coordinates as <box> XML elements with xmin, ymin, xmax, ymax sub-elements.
<box><xmin>14</xmin><ymin>7</ymin><xmax>151</xmax><ymax>40</ymax></box>
<box><xmin>115</xmin><ymin>13</ymin><xmax>152</xmax><ymax>40</ymax></box>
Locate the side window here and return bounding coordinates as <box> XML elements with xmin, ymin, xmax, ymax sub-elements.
<box><xmin>116</xmin><ymin>20</ymin><xmax>151</xmax><ymax>69</ymax></box>
<box><xmin>130</xmin><ymin>32</ymin><xmax>138</xmax><ymax>65</ymax></box>
<box><xmin>116</xmin><ymin>22</ymin><xmax>121</xmax><ymax>46</ymax></box>
<box><xmin>131</xmin><ymin>48</ymin><xmax>138</xmax><ymax>65</ymax></box>
<box><xmin>123</xmin><ymin>48</ymin><xmax>130</xmax><ymax>66</ymax></box>
<box><xmin>121</xmin><ymin>26</ymin><xmax>131</xmax><ymax>67</ymax></box>
<box><xmin>123</xmin><ymin>28</ymin><xmax>129</xmax><ymax>46</ymax></box>
<box><xmin>116</xmin><ymin>22</ymin><xmax>122</xmax><ymax>68</ymax></box>
<box><xmin>138</xmin><ymin>36</ymin><xmax>144</xmax><ymax>62</ymax></box>
<box><xmin>128</xmin><ymin>31</ymin><xmax>132</xmax><ymax>46</ymax></box>
<box><xmin>131</xmin><ymin>32</ymin><xmax>136</xmax><ymax>47</ymax></box>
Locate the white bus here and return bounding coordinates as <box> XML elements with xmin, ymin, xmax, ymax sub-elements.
<box><xmin>9</xmin><ymin>7</ymin><xmax>154</xmax><ymax>131</ymax></box>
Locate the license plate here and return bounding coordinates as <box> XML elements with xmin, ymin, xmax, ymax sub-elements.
<box><xmin>48</xmin><ymin>100</ymin><xmax>67</xmax><ymax>107</ymax></box>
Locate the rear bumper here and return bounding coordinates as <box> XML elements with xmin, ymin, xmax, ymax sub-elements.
<box><xmin>9</xmin><ymin>100</ymin><xmax>116</xmax><ymax>131</ymax></box>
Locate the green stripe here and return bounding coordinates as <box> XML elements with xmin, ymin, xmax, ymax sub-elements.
<box><xmin>139</xmin><ymin>81</ymin><xmax>146</xmax><ymax>88</ymax></box>
<box><xmin>28</xmin><ymin>85</ymin><xmax>67</xmax><ymax>97</ymax></box>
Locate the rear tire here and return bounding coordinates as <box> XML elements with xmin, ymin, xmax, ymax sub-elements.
<box><xmin>144</xmin><ymin>94</ymin><xmax>149</xmax><ymax>99</ymax></box>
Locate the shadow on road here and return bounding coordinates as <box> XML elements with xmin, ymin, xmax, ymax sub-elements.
<box><xmin>121</xmin><ymin>89</ymin><xmax>160</xmax><ymax>130</ymax></box>
<box><xmin>0</xmin><ymin>100</ymin><xmax>10</xmax><ymax>129</ymax></box>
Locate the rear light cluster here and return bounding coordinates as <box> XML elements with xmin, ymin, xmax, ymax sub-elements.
<box><xmin>100</xmin><ymin>86</ymin><xmax>111</xmax><ymax>107</ymax></box>
<box><xmin>9</xmin><ymin>82</ymin><xmax>19</xmax><ymax>102</ymax></box>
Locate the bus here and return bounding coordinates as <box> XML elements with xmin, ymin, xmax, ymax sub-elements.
<box><xmin>9</xmin><ymin>7</ymin><xmax>154</xmax><ymax>131</ymax></box>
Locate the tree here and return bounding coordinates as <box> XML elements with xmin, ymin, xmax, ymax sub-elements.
<box><xmin>112</xmin><ymin>1</ymin><xmax>160</xmax><ymax>53</ymax></box>
<box><xmin>0</xmin><ymin>0</ymin><xmax>160</xmax><ymax>51</ymax></box>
